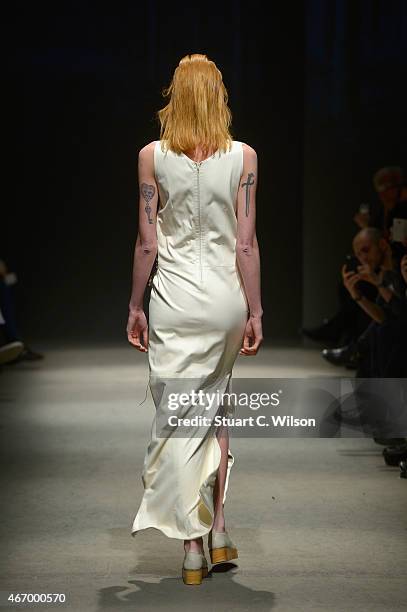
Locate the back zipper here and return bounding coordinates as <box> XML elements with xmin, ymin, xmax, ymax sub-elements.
<box><xmin>195</xmin><ymin>161</ymin><xmax>203</xmax><ymax>282</ymax></box>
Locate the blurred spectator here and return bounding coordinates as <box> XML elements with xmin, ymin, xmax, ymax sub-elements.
<box><xmin>340</xmin><ymin>234</ymin><xmax>407</xmax><ymax>464</ymax></box>
<box><xmin>0</xmin><ymin>307</ymin><xmax>24</xmax><ymax>365</ymax></box>
<box><xmin>341</xmin><ymin>228</ymin><xmax>407</xmax><ymax>378</ymax></box>
<box><xmin>302</xmin><ymin>165</ymin><xmax>407</xmax><ymax>366</ymax></box>
<box><xmin>354</xmin><ymin>166</ymin><xmax>407</xmax><ymax>262</ymax></box>
<box><xmin>303</xmin><ymin>167</ymin><xmax>407</xmax><ymax>471</ymax></box>
<box><xmin>0</xmin><ymin>258</ymin><xmax>44</xmax><ymax>363</ymax></box>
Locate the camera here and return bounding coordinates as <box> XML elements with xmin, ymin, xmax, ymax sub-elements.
<box><xmin>345</xmin><ymin>254</ymin><xmax>360</xmax><ymax>274</ymax></box>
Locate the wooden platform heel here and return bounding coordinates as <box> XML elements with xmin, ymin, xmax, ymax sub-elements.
<box><xmin>182</xmin><ymin>551</ymin><xmax>209</xmax><ymax>585</ymax></box>
<box><xmin>208</xmin><ymin>530</ymin><xmax>238</xmax><ymax>564</ymax></box>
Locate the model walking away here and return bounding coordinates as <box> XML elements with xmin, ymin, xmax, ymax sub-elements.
<box><xmin>127</xmin><ymin>53</ymin><xmax>263</xmax><ymax>585</ymax></box>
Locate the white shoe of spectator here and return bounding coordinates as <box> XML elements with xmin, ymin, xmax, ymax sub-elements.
<box><xmin>0</xmin><ymin>341</ymin><xmax>24</xmax><ymax>365</ymax></box>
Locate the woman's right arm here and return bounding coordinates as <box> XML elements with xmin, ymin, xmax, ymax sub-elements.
<box><xmin>127</xmin><ymin>142</ymin><xmax>159</xmax><ymax>351</ymax></box>
<box><xmin>236</xmin><ymin>143</ymin><xmax>263</xmax><ymax>355</ymax></box>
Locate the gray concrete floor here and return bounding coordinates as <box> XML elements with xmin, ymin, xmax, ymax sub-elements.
<box><xmin>0</xmin><ymin>344</ymin><xmax>406</xmax><ymax>612</ymax></box>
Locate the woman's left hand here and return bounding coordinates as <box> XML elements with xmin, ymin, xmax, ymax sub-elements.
<box><xmin>127</xmin><ymin>309</ymin><xmax>149</xmax><ymax>352</ymax></box>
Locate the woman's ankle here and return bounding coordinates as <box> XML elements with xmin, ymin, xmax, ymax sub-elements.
<box><xmin>212</xmin><ymin>505</ymin><xmax>226</xmax><ymax>532</ymax></box>
<box><xmin>184</xmin><ymin>537</ymin><xmax>203</xmax><ymax>553</ymax></box>
<box><xmin>212</xmin><ymin>517</ymin><xmax>226</xmax><ymax>532</ymax></box>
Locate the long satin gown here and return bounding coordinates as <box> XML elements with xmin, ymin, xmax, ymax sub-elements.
<box><xmin>131</xmin><ymin>139</ymin><xmax>249</xmax><ymax>540</ymax></box>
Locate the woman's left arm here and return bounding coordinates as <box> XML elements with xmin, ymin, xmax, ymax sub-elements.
<box><xmin>127</xmin><ymin>142</ymin><xmax>159</xmax><ymax>351</ymax></box>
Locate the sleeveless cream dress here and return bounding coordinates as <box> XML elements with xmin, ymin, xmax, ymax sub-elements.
<box><xmin>131</xmin><ymin>139</ymin><xmax>249</xmax><ymax>540</ymax></box>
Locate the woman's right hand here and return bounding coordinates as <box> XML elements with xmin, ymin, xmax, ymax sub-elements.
<box><xmin>127</xmin><ymin>308</ymin><xmax>149</xmax><ymax>352</ymax></box>
<box><xmin>239</xmin><ymin>315</ymin><xmax>263</xmax><ymax>356</ymax></box>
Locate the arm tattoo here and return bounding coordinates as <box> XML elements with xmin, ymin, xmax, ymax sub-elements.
<box><xmin>242</xmin><ymin>173</ymin><xmax>255</xmax><ymax>216</ymax></box>
<box><xmin>141</xmin><ymin>182</ymin><xmax>155</xmax><ymax>224</ymax></box>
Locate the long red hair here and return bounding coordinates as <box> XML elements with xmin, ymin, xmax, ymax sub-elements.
<box><xmin>157</xmin><ymin>53</ymin><xmax>233</xmax><ymax>155</ymax></box>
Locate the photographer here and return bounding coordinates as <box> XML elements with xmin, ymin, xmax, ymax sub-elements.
<box><xmin>342</xmin><ymin>228</ymin><xmax>407</xmax><ymax>378</ymax></box>
<box><xmin>302</xmin><ymin>166</ymin><xmax>407</xmax><ymax>365</ymax></box>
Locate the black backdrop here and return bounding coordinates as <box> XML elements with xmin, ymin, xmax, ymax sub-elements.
<box><xmin>3</xmin><ymin>1</ymin><xmax>406</xmax><ymax>346</ymax></box>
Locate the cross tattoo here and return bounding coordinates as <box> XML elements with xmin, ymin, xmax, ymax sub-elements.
<box><xmin>242</xmin><ymin>173</ymin><xmax>255</xmax><ymax>216</ymax></box>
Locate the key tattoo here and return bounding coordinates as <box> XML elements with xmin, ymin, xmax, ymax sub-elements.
<box><xmin>141</xmin><ymin>183</ymin><xmax>155</xmax><ymax>224</ymax></box>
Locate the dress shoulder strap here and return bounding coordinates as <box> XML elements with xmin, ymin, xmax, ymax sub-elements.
<box><xmin>230</xmin><ymin>140</ymin><xmax>244</xmax><ymax>178</ymax></box>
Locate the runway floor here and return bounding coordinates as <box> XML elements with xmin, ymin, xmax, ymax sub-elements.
<box><xmin>0</xmin><ymin>343</ymin><xmax>406</xmax><ymax>611</ymax></box>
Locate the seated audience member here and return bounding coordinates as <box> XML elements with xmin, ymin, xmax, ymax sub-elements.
<box><xmin>0</xmin><ymin>307</ymin><xmax>24</xmax><ymax>366</ymax></box>
<box><xmin>354</xmin><ymin>166</ymin><xmax>407</xmax><ymax>263</ymax></box>
<box><xmin>303</xmin><ymin>165</ymin><xmax>407</xmax><ymax>366</ymax></box>
<box><xmin>379</xmin><ymin>252</ymin><xmax>407</xmax><ymax>470</ymax></box>
<box><xmin>0</xmin><ymin>258</ymin><xmax>43</xmax><ymax>363</ymax></box>
<box><xmin>338</xmin><ymin>230</ymin><xmax>407</xmax><ymax>454</ymax></box>
<box><xmin>355</xmin><ymin>166</ymin><xmax>407</xmax><ymax>229</ymax></box>
<box><xmin>342</xmin><ymin>228</ymin><xmax>407</xmax><ymax>378</ymax></box>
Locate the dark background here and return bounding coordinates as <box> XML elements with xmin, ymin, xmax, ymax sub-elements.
<box><xmin>3</xmin><ymin>0</ymin><xmax>406</xmax><ymax>346</ymax></box>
